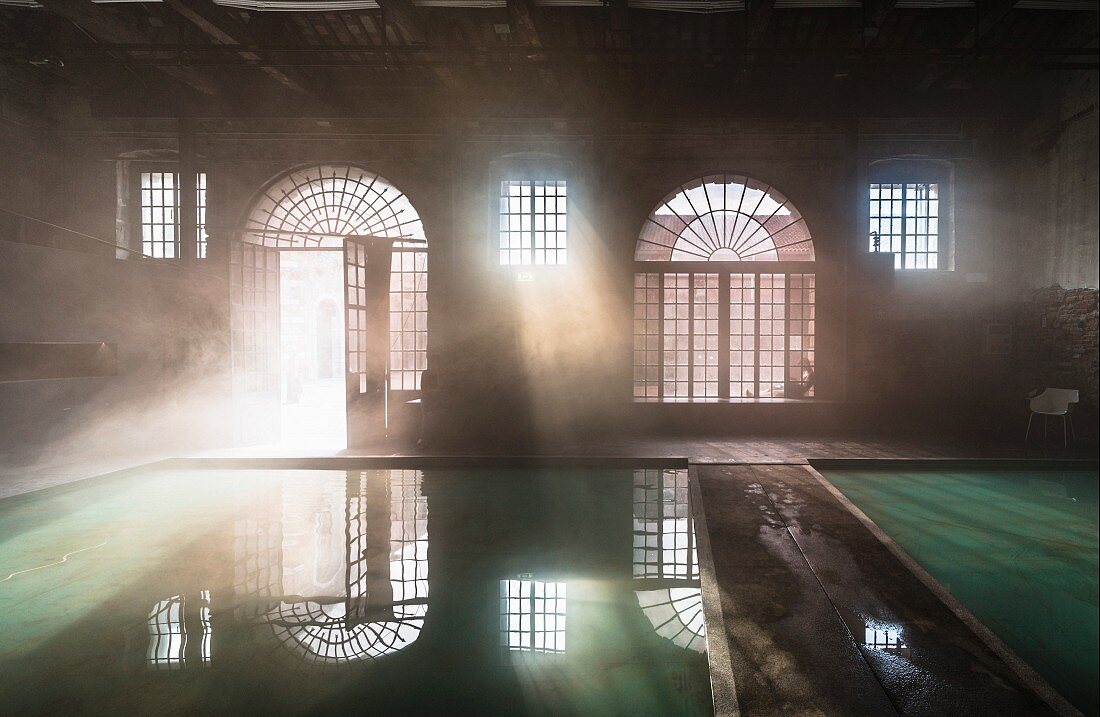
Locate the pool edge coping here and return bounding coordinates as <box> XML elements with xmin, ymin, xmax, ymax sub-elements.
<box><xmin>689</xmin><ymin>464</ymin><xmax>742</xmax><ymax>717</ymax></box>
<box><xmin>803</xmin><ymin>462</ymin><xmax>1086</xmax><ymax>717</ymax></box>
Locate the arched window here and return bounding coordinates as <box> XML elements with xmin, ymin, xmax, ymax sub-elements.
<box><xmin>244</xmin><ymin>165</ymin><xmax>428</xmax><ymax>390</ymax></box>
<box><xmin>634</xmin><ymin>174</ymin><xmax>815</xmax><ymax>402</ymax></box>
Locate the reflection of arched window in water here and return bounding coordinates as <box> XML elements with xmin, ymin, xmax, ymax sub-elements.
<box><xmin>147</xmin><ymin>591</ymin><xmax>211</xmax><ymax>669</ymax></box>
<box><xmin>632</xmin><ymin>469</ymin><xmax>705</xmax><ymax>653</ymax></box>
<box><xmin>232</xmin><ymin>470</ymin><xmax>428</xmax><ymax>665</ymax></box>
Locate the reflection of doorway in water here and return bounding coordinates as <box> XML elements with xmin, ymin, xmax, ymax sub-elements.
<box><xmin>279</xmin><ymin>251</ymin><xmax>346</xmax><ymax>448</ymax></box>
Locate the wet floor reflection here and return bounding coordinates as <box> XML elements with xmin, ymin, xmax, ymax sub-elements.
<box><xmin>0</xmin><ymin>467</ymin><xmax>712</xmax><ymax>716</ymax></box>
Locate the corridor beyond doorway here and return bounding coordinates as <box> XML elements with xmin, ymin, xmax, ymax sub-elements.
<box><xmin>279</xmin><ymin>250</ymin><xmax>347</xmax><ymax>448</ymax></box>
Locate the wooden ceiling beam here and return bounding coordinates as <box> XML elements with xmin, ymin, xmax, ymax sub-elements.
<box><xmin>957</xmin><ymin>0</ymin><xmax>1017</xmax><ymax>47</ymax></box>
<box><xmin>162</xmin><ymin>0</ymin><xmax>307</xmax><ymax>93</ymax></box>
<box><xmin>746</xmin><ymin>0</ymin><xmax>775</xmax><ymax>49</ymax></box>
<box><xmin>35</xmin><ymin>0</ymin><xmax>220</xmax><ymax>95</ymax></box>
<box><xmin>376</xmin><ymin>0</ymin><xmax>463</xmax><ymax>90</ymax></box>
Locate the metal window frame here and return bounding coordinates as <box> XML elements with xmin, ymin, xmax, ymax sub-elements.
<box><xmin>633</xmin><ymin>261</ymin><xmax>816</xmax><ymax>402</ymax></box>
<box><xmin>131</xmin><ymin>164</ymin><xmax>208</xmax><ymax>260</ymax></box>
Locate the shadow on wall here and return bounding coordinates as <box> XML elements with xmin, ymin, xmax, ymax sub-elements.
<box><xmin>1015</xmin><ymin>286</ymin><xmax>1099</xmax><ymax>443</ymax></box>
<box><xmin>0</xmin><ymin>240</ymin><xmax>233</xmax><ymax>478</ymax></box>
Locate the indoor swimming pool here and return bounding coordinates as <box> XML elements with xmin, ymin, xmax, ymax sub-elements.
<box><xmin>0</xmin><ymin>464</ymin><xmax>714</xmax><ymax>716</ymax></box>
<box><xmin>819</xmin><ymin>464</ymin><xmax>1100</xmax><ymax>716</ymax></box>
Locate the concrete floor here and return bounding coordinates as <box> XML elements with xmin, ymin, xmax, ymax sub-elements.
<box><xmin>698</xmin><ymin>464</ymin><xmax>1065</xmax><ymax>717</ymax></box>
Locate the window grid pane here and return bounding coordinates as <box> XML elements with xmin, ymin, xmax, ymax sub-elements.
<box><xmin>196</xmin><ymin>172</ymin><xmax>208</xmax><ymax>259</ymax></box>
<box><xmin>141</xmin><ymin>171</ymin><xmax>179</xmax><ymax>259</ymax></box>
<box><xmin>692</xmin><ymin>273</ymin><xmax>719</xmax><ymax>399</ymax></box>
<box><xmin>758</xmin><ymin>274</ymin><xmax>786</xmax><ymax>398</ymax></box>
<box><xmin>869</xmin><ymin>182</ymin><xmax>939</xmax><ymax>270</ymax></box>
<box><xmin>787</xmin><ymin>274</ymin><xmax>815</xmax><ymax>398</ymax></box>
<box><xmin>389</xmin><ymin>250</ymin><xmax>428</xmax><ymax>390</ymax></box>
<box><xmin>499</xmin><ymin>179</ymin><xmax>567</xmax><ymax>266</ymax></box>
<box><xmin>729</xmin><ymin>273</ymin><xmax>757</xmax><ymax>398</ymax></box>
<box><xmin>500</xmin><ymin>579</ymin><xmax>567</xmax><ymax>654</ymax></box>
<box><xmin>632</xmin><ymin>468</ymin><xmax>698</xmax><ymax>579</ymax></box>
<box><xmin>633</xmin><ymin>273</ymin><xmax>661</xmax><ymax>400</ymax></box>
<box><xmin>661</xmin><ymin>273</ymin><xmax>690</xmax><ymax>399</ymax></box>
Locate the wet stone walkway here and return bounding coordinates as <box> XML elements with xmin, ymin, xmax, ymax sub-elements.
<box><xmin>697</xmin><ymin>464</ymin><xmax>1057</xmax><ymax>717</ymax></box>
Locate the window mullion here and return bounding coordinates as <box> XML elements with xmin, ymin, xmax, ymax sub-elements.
<box><xmin>688</xmin><ymin>273</ymin><xmax>695</xmax><ymax>399</ymax></box>
<box><xmin>657</xmin><ymin>272</ymin><xmax>665</xmax><ymax>401</ymax></box>
<box><xmin>718</xmin><ymin>271</ymin><xmax>730</xmax><ymax>400</ymax></box>
<box><xmin>753</xmin><ymin>273</ymin><xmax>761</xmax><ymax>399</ymax></box>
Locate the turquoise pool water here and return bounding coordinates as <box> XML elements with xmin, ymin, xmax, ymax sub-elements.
<box><xmin>0</xmin><ymin>466</ymin><xmax>712</xmax><ymax>716</ymax></box>
<box><xmin>821</xmin><ymin>467</ymin><xmax>1099</xmax><ymax>716</ymax></box>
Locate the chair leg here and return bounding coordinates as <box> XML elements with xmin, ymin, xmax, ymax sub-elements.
<box><xmin>1044</xmin><ymin>415</ymin><xmax>1049</xmax><ymax>445</ymax></box>
<box><xmin>1063</xmin><ymin>415</ymin><xmax>1068</xmax><ymax>448</ymax></box>
<box><xmin>1025</xmin><ymin>413</ymin><xmax>1034</xmax><ymax>443</ymax></box>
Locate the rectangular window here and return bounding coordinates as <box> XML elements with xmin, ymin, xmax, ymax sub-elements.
<box><xmin>869</xmin><ymin>182</ymin><xmax>939</xmax><ymax>270</ymax></box>
<box><xmin>499</xmin><ymin>179</ymin><xmax>567</xmax><ymax>266</ymax></box>
<box><xmin>141</xmin><ymin>171</ymin><xmax>178</xmax><ymax>259</ymax></box>
<box><xmin>139</xmin><ymin>171</ymin><xmax>208</xmax><ymax>259</ymax></box>
<box><xmin>500</xmin><ymin>579</ymin><xmax>567</xmax><ymax>653</ymax></box>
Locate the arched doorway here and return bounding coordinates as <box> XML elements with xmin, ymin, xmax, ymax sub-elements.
<box><xmin>231</xmin><ymin>165</ymin><xmax>427</xmax><ymax>447</ymax></box>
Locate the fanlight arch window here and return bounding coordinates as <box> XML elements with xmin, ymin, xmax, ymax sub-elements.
<box><xmin>634</xmin><ymin>175</ymin><xmax>816</xmax><ymax>402</ymax></box>
<box><xmin>243</xmin><ymin>165</ymin><xmax>428</xmax><ymax>390</ymax></box>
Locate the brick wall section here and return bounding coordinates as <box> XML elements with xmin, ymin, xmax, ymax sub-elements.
<box><xmin>1016</xmin><ymin>286</ymin><xmax>1099</xmax><ymax>441</ymax></box>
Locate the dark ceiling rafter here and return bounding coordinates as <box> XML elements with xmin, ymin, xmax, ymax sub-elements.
<box><xmin>745</xmin><ymin>0</ymin><xmax>775</xmax><ymax>49</ymax></box>
<box><xmin>375</xmin><ymin>0</ymin><xmax>463</xmax><ymax>89</ymax></box>
<box><xmin>862</xmin><ymin>0</ymin><xmax>897</xmax><ymax>39</ymax></box>
<box><xmin>507</xmin><ymin>0</ymin><xmax>559</xmax><ymax>89</ymax></box>
<box><xmin>35</xmin><ymin>0</ymin><xmax>221</xmax><ymax>95</ymax></box>
<box><xmin>161</xmin><ymin>0</ymin><xmax>307</xmax><ymax>94</ymax></box>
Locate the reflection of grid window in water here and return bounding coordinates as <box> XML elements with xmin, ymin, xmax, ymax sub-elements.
<box><xmin>500</xmin><ymin>579</ymin><xmax>567</xmax><ymax>653</ymax></box>
<box><xmin>196</xmin><ymin>172</ymin><xmax>208</xmax><ymax>258</ymax></box>
<box><xmin>869</xmin><ymin>183</ymin><xmax>939</xmax><ymax>270</ymax></box>
<box><xmin>632</xmin><ymin>469</ymin><xmax>698</xmax><ymax>579</ymax></box>
<box><xmin>758</xmin><ymin>274</ymin><xmax>786</xmax><ymax>398</ymax></box>
<box><xmin>147</xmin><ymin>592</ymin><xmax>212</xmax><ymax>669</ymax></box>
<box><xmin>787</xmin><ymin>274</ymin><xmax>815</xmax><ymax>398</ymax></box>
<box><xmin>662</xmin><ymin>274</ymin><xmax>690</xmax><ymax>398</ymax></box>
<box><xmin>389</xmin><ymin>470</ymin><xmax>430</xmax><ymax>612</ymax></box>
<box><xmin>633</xmin><ymin>273</ymin><xmax>661</xmax><ymax>400</ymax></box>
<box><xmin>389</xmin><ymin>251</ymin><xmax>428</xmax><ymax>390</ymax></box>
<box><xmin>864</xmin><ymin>627</ymin><xmax>909</xmax><ymax>656</ymax></box>
<box><xmin>499</xmin><ymin>180</ymin><xmax>568</xmax><ymax>265</ymax></box>
<box><xmin>346</xmin><ymin>470</ymin><xmax>429</xmax><ymax>615</ymax></box>
<box><xmin>692</xmin><ymin>274</ymin><xmax>719</xmax><ymax>399</ymax></box>
<box><xmin>729</xmin><ymin>273</ymin><xmax>756</xmax><ymax>398</ymax></box>
<box><xmin>141</xmin><ymin>172</ymin><xmax>179</xmax><ymax>258</ymax></box>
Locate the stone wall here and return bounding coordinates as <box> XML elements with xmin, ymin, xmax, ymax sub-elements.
<box><xmin>1015</xmin><ymin>286</ymin><xmax>1099</xmax><ymax>442</ymax></box>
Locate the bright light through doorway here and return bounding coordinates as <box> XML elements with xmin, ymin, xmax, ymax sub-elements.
<box><xmin>279</xmin><ymin>251</ymin><xmax>347</xmax><ymax>448</ymax></box>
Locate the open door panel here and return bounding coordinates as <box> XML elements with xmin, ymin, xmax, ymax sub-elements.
<box><xmin>344</xmin><ymin>237</ymin><xmax>392</xmax><ymax>447</ymax></box>
<box><xmin>230</xmin><ymin>240</ymin><xmax>280</xmax><ymax>445</ymax></box>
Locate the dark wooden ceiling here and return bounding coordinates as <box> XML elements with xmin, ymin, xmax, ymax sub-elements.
<box><xmin>0</xmin><ymin>0</ymin><xmax>1096</xmax><ymax>117</ymax></box>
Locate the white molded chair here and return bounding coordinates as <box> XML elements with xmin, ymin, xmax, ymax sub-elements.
<box><xmin>1025</xmin><ymin>388</ymin><xmax>1079</xmax><ymax>447</ymax></box>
